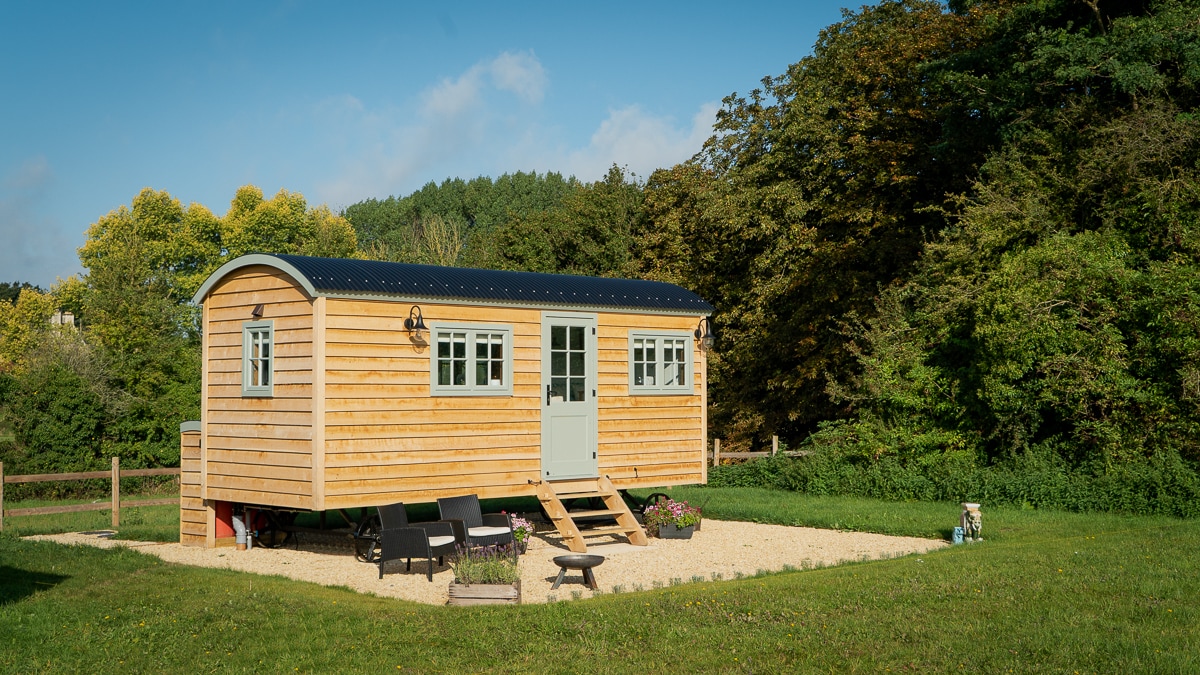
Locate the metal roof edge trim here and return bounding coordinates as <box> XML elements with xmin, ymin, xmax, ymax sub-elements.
<box><xmin>192</xmin><ymin>254</ymin><xmax>318</xmax><ymax>304</ymax></box>
<box><xmin>316</xmin><ymin>290</ymin><xmax>710</xmax><ymax>317</ymax></box>
<box><xmin>193</xmin><ymin>254</ymin><xmax>714</xmax><ymax>316</ymax></box>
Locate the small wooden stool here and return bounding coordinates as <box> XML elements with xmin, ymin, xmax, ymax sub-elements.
<box><xmin>551</xmin><ymin>554</ymin><xmax>605</xmax><ymax>590</ymax></box>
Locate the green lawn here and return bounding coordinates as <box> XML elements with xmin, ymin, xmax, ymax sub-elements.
<box><xmin>1</xmin><ymin>488</ymin><xmax>1196</xmax><ymax>673</ymax></box>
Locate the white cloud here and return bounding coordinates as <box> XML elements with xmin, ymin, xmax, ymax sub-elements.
<box><xmin>560</xmin><ymin>102</ymin><xmax>719</xmax><ymax>182</ymax></box>
<box><xmin>487</xmin><ymin>51</ymin><xmax>546</xmax><ymax>104</ymax></box>
<box><xmin>313</xmin><ymin>52</ymin><xmax>716</xmax><ymax>208</ymax></box>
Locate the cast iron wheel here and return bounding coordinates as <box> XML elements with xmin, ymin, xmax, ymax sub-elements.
<box><xmin>253</xmin><ymin>510</ymin><xmax>296</xmax><ymax>549</ymax></box>
<box><xmin>641</xmin><ymin>492</ymin><xmax>671</xmax><ymax>515</ymax></box>
<box><xmin>353</xmin><ymin>514</ymin><xmax>381</xmax><ymax>563</ymax></box>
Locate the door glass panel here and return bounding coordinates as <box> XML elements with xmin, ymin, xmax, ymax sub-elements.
<box><xmin>551</xmin><ymin>352</ymin><xmax>566</xmax><ymax>376</ymax></box>
<box><xmin>551</xmin><ymin>377</ymin><xmax>567</xmax><ymax>399</ymax></box>
<box><xmin>569</xmin><ymin>377</ymin><xmax>585</xmax><ymax>402</ymax></box>
<box><xmin>569</xmin><ymin>352</ymin><xmax>584</xmax><ymax>376</ymax></box>
<box><xmin>569</xmin><ymin>326</ymin><xmax>584</xmax><ymax>350</ymax></box>
<box><xmin>551</xmin><ymin>326</ymin><xmax>566</xmax><ymax>350</ymax></box>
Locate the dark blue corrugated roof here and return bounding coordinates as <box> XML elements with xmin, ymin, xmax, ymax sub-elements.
<box><xmin>198</xmin><ymin>254</ymin><xmax>713</xmax><ymax>314</ymax></box>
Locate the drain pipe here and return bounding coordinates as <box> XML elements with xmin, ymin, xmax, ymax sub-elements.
<box><xmin>232</xmin><ymin>511</ymin><xmax>248</xmax><ymax>551</ymax></box>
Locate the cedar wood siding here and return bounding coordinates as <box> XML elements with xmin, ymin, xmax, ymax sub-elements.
<box><xmin>322</xmin><ymin>300</ymin><xmax>542</xmax><ymax>507</ymax></box>
<box><xmin>597</xmin><ymin>313</ymin><xmax>705</xmax><ymax>488</ymax></box>
<box><xmin>203</xmin><ymin>266</ymin><xmax>315</xmax><ymax>509</ymax></box>
<box><xmin>320</xmin><ymin>299</ymin><xmax>706</xmax><ymax>509</ymax></box>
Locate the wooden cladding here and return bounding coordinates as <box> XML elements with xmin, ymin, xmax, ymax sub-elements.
<box><xmin>197</xmin><ymin>268</ymin><xmax>706</xmax><ymax>513</ymax></box>
<box><xmin>202</xmin><ymin>267</ymin><xmax>314</xmax><ymax>508</ymax></box>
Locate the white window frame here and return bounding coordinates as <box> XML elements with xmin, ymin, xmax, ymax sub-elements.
<box><xmin>241</xmin><ymin>320</ymin><xmax>274</xmax><ymax>397</ymax></box>
<box><xmin>430</xmin><ymin>323</ymin><xmax>514</xmax><ymax>396</ymax></box>
<box><xmin>628</xmin><ymin>330</ymin><xmax>692</xmax><ymax>395</ymax></box>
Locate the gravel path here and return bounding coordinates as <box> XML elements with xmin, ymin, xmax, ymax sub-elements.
<box><xmin>26</xmin><ymin>521</ymin><xmax>946</xmax><ymax>605</ymax></box>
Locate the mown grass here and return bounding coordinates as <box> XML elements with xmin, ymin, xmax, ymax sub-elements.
<box><xmin>1</xmin><ymin>488</ymin><xmax>1196</xmax><ymax>673</ymax></box>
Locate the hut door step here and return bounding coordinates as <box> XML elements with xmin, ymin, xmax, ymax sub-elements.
<box><xmin>534</xmin><ymin>475</ymin><xmax>648</xmax><ymax>553</ymax></box>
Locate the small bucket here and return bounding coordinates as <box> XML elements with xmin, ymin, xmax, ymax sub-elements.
<box><xmin>952</xmin><ymin>527</ymin><xmax>964</xmax><ymax>544</ymax></box>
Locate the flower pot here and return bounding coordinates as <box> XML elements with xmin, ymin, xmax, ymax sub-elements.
<box><xmin>656</xmin><ymin>523</ymin><xmax>695</xmax><ymax>539</ymax></box>
<box><xmin>447</xmin><ymin>581</ymin><xmax>521</xmax><ymax>606</ymax></box>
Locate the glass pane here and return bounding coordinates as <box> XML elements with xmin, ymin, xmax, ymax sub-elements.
<box><xmin>438</xmin><ymin>361</ymin><xmax>451</xmax><ymax>386</ymax></box>
<box><xmin>646</xmin><ymin>363</ymin><xmax>656</xmax><ymax>386</ymax></box>
<box><xmin>569</xmin><ymin>377</ymin><xmax>585</xmax><ymax>402</ymax></box>
<box><xmin>490</xmin><ymin>360</ymin><xmax>503</xmax><ymax>384</ymax></box>
<box><xmin>438</xmin><ymin>335</ymin><xmax>450</xmax><ymax>358</ymax></box>
<box><xmin>551</xmin><ymin>377</ymin><xmax>567</xmax><ymax>399</ymax></box>
<box><xmin>569</xmin><ymin>326</ymin><xmax>584</xmax><ymax>350</ymax></box>
<box><xmin>476</xmin><ymin>338</ymin><xmax>488</xmax><ymax>360</ymax></box>
<box><xmin>551</xmin><ymin>326</ymin><xmax>566</xmax><ymax>350</ymax></box>
<box><xmin>261</xmin><ymin>365</ymin><xmax>270</xmax><ymax>387</ymax></box>
<box><xmin>664</xmin><ymin>363</ymin><xmax>677</xmax><ymax>386</ymax></box>
<box><xmin>453</xmin><ymin>360</ymin><xmax>466</xmax><ymax>386</ymax></box>
<box><xmin>645</xmin><ymin>340</ymin><xmax>656</xmax><ymax>363</ymax></box>
<box><xmin>259</xmin><ymin>340</ymin><xmax>269</xmax><ymax>359</ymax></box>
<box><xmin>491</xmin><ymin>339</ymin><xmax>503</xmax><ymax>360</ymax></box>
<box><xmin>251</xmin><ymin>360</ymin><xmax>261</xmax><ymax>387</ymax></box>
<box><xmin>634</xmin><ymin>363</ymin><xmax>644</xmax><ymax>386</ymax></box>
<box><xmin>452</xmin><ymin>334</ymin><xmax>466</xmax><ymax>359</ymax></box>
<box><xmin>476</xmin><ymin>362</ymin><xmax>487</xmax><ymax>386</ymax></box>
<box><xmin>634</xmin><ymin>340</ymin><xmax>644</xmax><ymax>362</ymax></box>
<box><xmin>551</xmin><ymin>352</ymin><xmax>566</xmax><ymax>376</ymax></box>
<box><xmin>569</xmin><ymin>352</ymin><xmax>584</xmax><ymax>376</ymax></box>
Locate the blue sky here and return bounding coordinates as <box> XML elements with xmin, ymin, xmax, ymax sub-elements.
<box><xmin>1</xmin><ymin>1</ymin><xmax>851</xmax><ymax>288</ymax></box>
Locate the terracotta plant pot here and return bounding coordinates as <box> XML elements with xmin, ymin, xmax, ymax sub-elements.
<box><xmin>447</xmin><ymin>581</ymin><xmax>521</xmax><ymax>606</ymax></box>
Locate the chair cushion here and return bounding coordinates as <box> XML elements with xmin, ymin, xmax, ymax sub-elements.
<box><xmin>468</xmin><ymin>526</ymin><xmax>511</xmax><ymax>538</ymax></box>
<box><xmin>428</xmin><ymin>535</ymin><xmax>456</xmax><ymax>548</ymax></box>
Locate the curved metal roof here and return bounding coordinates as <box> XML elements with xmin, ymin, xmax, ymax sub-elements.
<box><xmin>193</xmin><ymin>254</ymin><xmax>714</xmax><ymax>314</ymax></box>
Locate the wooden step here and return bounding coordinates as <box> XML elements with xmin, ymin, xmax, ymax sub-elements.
<box><xmin>556</xmin><ymin>491</ymin><xmax>607</xmax><ymax>499</ymax></box>
<box><xmin>535</xmin><ymin>476</ymin><xmax>648</xmax><ymax>553</ymax></box>
<box><xmin>567</xmin><ymin>509</ymin><xmax>624</xmax><ymax>519</ymax></box>
<box><xmin>578</xmin><ymin>526</ymin><xmax>637</xmax><ymax>538</ymax></box>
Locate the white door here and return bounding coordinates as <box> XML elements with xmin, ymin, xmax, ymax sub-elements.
<box><xmin>540</xmin><ymin>313</ymin><xmax>598</xmax><ymax>480</ymax></box>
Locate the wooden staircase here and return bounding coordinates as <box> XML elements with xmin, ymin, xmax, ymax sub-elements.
<box><xmin>534</xmin><ymin>475</ymin><xmax>648</xmax><ymax>553</ymax></box>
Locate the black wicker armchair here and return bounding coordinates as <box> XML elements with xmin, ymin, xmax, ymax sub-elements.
<box><xmin>436</xmin><ymin>494</ymin><xmax>515</xmax><ymax>552</ymax></box>
<box><xmin>376</xmin><ymin>502</ymin><xmax>459</xmax><ymax>582</ymax></box>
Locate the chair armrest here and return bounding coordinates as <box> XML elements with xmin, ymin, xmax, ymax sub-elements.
<box><xmin>414</xmin><ymin>521</ymin><xmax>455</xmax><ymax>538</ymax></box>
<box><xmin>441</xmin><ymin>518</ymin><xmax>469</xmax><ymax>544</ymax></box>
<box><xmin>481</xmin><ymin>513</ymin><xmax>512</xmax><ymax>529</ymax></box>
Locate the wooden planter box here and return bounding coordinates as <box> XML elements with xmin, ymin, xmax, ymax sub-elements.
<box><xmin>447</xmin><ymin>581</ymin><xmax>521</xmax><ymax>606</ymax></box>
<box><xmin>656</xmin><ymin>524</ymin><xmax>695</xmax><ymax>539</ymax></box>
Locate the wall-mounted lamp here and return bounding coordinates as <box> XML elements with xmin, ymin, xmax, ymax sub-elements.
<box><xmin>404</xmin><ymin>305</ymin><xmax>428</xmax><ymax>341</ymax></box>
<box><xmin>251</xmin><ymin>303</ymin><xmax>265</xmax><ymax>319</ymax></box>
<box><xmin>694</xmin><ymin>316</ymin><xmax>716</xmax><ymax>351</ymax></box>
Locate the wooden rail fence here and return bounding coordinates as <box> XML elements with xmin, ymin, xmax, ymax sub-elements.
<box><xmin>0</xmin><ymin>458</ymin><xmax>179</xmax><ymax>532</ymax></box>
<box><xmin>707</xmin><ymin>436</ymin><xmax>807</xmax><ymax>466</ymax></box>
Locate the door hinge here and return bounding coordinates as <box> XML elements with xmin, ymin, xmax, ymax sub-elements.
<box><xmin>593</xmin><ymin>452</ymin><xmax>597</xmax><ymax>459</ymax></box>
<box><xmin>592</xmin><ymin>327</ymin><xmax>596</xmax><ymax>335</ymax></box>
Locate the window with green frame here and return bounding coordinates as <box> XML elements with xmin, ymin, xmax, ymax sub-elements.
<box><xmin>242</xmin><ymin>320</ymin><xmax>274</xmax><ymax>397</ymax></box>
<box><xmin>430</xmin><ymin>324</ymin><xmax>513</xmax><ymax>396</ymax></box>
<box><xmin>628</xmin><ymin>331</ymin><xmax>691</xmax><ymax>394</ymax></box>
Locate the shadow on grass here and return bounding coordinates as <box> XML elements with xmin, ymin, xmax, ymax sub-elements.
<box><xmin>0</xmin><ymin>565</ymin><xmax>69</xmax><ymax>605</ymax></box>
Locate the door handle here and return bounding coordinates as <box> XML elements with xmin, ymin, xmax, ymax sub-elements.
<box><xmin>546</xmin><ymin>384</ymin><xmax>551</xmax><ymax>406</ymax></box>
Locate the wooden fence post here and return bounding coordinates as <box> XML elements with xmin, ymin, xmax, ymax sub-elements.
<box><xmin>111</xmin><ymin>457</ymin><xmax>120</xmax><ymax>528</ymax></box>
<box><xmin>772</xmin><ymin>435</ymin><xmax>779</xmax><ymax>456</ymax></box>
<box><xmin>713</xmin><ymin>439</ymin><xmax>721</xmax><ymax>467</ymax></box>
<box><xmin>1</xmin><ymin>461</ymin><xmax>5</xmax><ymax>532</ymax></box>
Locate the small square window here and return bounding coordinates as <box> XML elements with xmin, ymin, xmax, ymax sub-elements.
<box><xmin>430</xmin><ymin>324</ymin><xmax>513</xmax><ymax>396</ymax></box>
<box><xmin>242</xmin><ymin>320</ymin><xmax>274</xmax><ymax>397</ymax></box>
<box><xmin>629</xmin><ymin>331</ymin><xmax>691</xmax><ymax>394</ymax></box>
